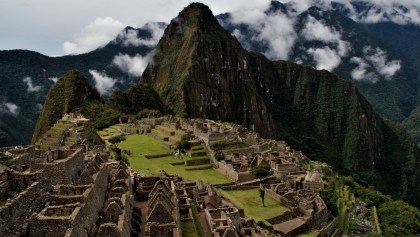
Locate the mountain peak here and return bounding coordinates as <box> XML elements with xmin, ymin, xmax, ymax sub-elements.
<box><xmin>31</xmin><ymin>70</ymin><xmax>101</xmax><ymax>143</ymax></box>
<box><xmin>171</xmin><ymin>2</ymin><xmax>222</xmax><ymax>32</ymax></box>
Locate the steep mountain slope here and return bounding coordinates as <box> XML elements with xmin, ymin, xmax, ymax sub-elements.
<box><xmin>32</xmin><ymin>71</ymin><xmax>102</xmax><ymax>143</ymax></box>
<box><xmin>32</xmin><ymin>70</ymin><xmax>171</xmax><ymax>144</ymax></box>
<box><xmin>217</xmin><ymin>0</ymin><xmax>420</xmax><ymax>142</ymax></box>
<box><xmin>0</xmin><ymin>23</ymin><xmax>163</xmax><ymax>146</ymax></box>
<box><xmin>108</xmin><ymin>83</ymin><xmax>171</xmax><ymax>115</ymax></box>
<box><xmin>143</xmin><ymin>3</ymin><xmax>419</xmax><ymax>206</ymax></box>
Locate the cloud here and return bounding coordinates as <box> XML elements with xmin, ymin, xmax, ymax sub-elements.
<box><xmin>351</xmin><ymin>1</ymin><xmax>420</xmax><ymax>25</ymax></box>
<box><xmin>63</xmin><ymin>17</ymin><xmax>125</xmax><ymax>55</ymax></box>
<box><xmin>278</xmin><ymin>0</ymin><xmax>420</xmax><ymax>26</ymax></box>
<box><xmin>36</xmin><ymin>103</ymin><xmax>43</xmax><ymax>111</ymax></box>
<box><xmin>48</xmin><ymin>77</ymin><xmax>58</xmax><ymax>83</ymax></box>
<box><xmin>350</xmin><ymin>47</ymin><xmax>401</xmax><ymax>82</ymax></box>
<box><xmin>88</xmin><ymin>70</ymin><xmax>117</xmax><ymax>95</ymax></box>
<box><xmin>302</xmin><ymin>16</ymin><xmax>341</xmax><ymax>42</ymax></box>
<box><xmin>364</xmin><ymin>46</ymin><xmax>401</xmax><ymax>79</ymax></box>
<box><xmin>307</xmin><ymin>47</ymin><xmax>341</xmax><ymax>71</ymax></box>
<box><xmin>118</xmin><ymin>22</ymin><xmax>166</xmax><ymax>47</ymax></box>
<box><xmin>112</xmin><ymin>52</ymin><xmax>153</xmax><ymax>77</ymax></box>
<box><xmin>225</xmin><ymin>1</ymin><xmax>296</xmax><ymax>60</ymax></box>
<box><xmin>0</xmin><ymin>102</ymin><xmax>19</xmax><ymax>116</ymax></box>
<box><xmin>2</xmin><ymin>0</ymin><xmax>420</xmax><ymax>56</ymax></box>
<box><xmin>302</xmin><ymin>15</ymin><xmax>351</xmax><ymax>57</ymax></box>
<box><xmin>23</xmin><ymin>77</ymin><xmax>42</xmax><ymax>92</ymax></box>
<box><xmin>350</xmin><ymin>57</ymin><xmax>378</xmax><ymax>83</ymax></box>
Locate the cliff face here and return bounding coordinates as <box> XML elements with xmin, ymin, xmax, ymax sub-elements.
<box><xmin>31</xmin><ymin>71</ymin><xmax>102</xmax><ymax>143</ymax></box>
<box><xmin>143</xmin><ymin>3</ymin><xmax>276</xmax><ymax>138</ymax></box>
<box><xmin>143</xmin><ymin>3</ymin><xmax>419</xmax><ymax>205</ymax></box>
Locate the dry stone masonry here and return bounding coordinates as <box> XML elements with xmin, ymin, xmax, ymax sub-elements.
<box><xmin>0</xmin><ymin>114</ymin><xmax>339</xmax><ymax>236</ymax></box>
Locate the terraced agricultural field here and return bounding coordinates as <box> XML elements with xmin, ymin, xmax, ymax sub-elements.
<box><xmin>111</xmin><ymin>134</ymin><xmax>231</xmax><ymax>185</ymax></box>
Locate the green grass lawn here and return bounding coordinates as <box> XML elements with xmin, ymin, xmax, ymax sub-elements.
<box><xmin>181</xmin><ymin>221</ymin><xmax>198</xmax><ymax>237</ymax></box>
<box><xmin>98</xmin><ymin>125</ymin><xmax>125</xmax><ymax>141</ymax></box>
<box><xmin>219</xmin><ymin>188</ymin><xmax>289</xmax><ymax>225</ymax></box>
<box><xmin>116</xmin><ymin>135</ymin><xmax>231</xmax><ymax>185</ymax></box>
<box><xmin>296</xmin><ymin>230</ymin><xmax>320</xmax><ymax>237</ymax></box>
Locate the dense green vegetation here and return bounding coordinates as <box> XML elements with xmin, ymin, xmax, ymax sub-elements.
<box><xmin>80</xmin><ymin>102</ymin><xmax>121</xmax><ymax>131</ymax></box>
<box><xmin>31</xmin><ymin>69</ymin><xmax>174</xmax><ymax>146</ymax></box>
<box><xmin>250</xmin><ymin>165</ymin><xmax>271</xmax><ymax>183</ymax></box>
<box><xmin>108</xmin><ymin>83</ymin><xmax>171</xmax><ymax>115</ymax></box>
<box><xmin>402</xmin><ymin>106</ymin><xmax>420</xmax><ymax>147</ymax></box>
<box><xmin>321</xmin><ymin>174</ymin><xmax>420</xmax><ymax>236</ymax></box>
<box><xmin>108</xmin><ymin>135</ymin><xmax>126</xmax><ymax>144</ymax></box>
<box><xmin>31</xmin><ymin>70</ymin><xmax>102</xmax><ymax>143</ymax></box>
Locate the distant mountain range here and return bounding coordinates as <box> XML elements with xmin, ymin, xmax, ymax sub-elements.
<box><xmin>1</xmin><ymin>1</ymin><xmax>420</xmax><ymax>148</ymax></box>
<box><xmin>32</xmin><ymin>2</ymin><xmax>419</xmax><ymax>208</ymax></box>
<box><xmin>0</xmin><ymin>23</ymin><xmax>163</xmax><ymax>146</ymax></box>
<box><xmin>218</xmin><ymin>1</ymin><xmax>420</xmax><ymax>144</ymax></box>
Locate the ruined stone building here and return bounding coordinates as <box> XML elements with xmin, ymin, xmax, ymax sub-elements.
<box><xmin>145</xmin><ymin>180</ymin><xmax>181</xmax><ymax>237</ymax></box>
<box><xmin>0</xmin><ymin>118</ymin><xmax>136</xmax><ymax>237</ymax></box>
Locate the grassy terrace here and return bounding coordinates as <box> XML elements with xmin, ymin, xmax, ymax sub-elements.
<box><xmin>296</xmin><ymin>230</ymin><xmax>320</xmax><ymax>237</ymax></box>
<box><xmin>98</xmin><ymin>124</ymin><xmax>129</xmax><ymax>142</ymax></box>
<box><xmin>116</xmin><ymin>135</ymin><xmax>231</xmax><ymax>185</ymax></box>
<box><xmin>219</xmin><ymin>188</ymin><xmax>289</xmax><ymax>226</ymax></box>
<box><xmin>181</xmin><ymin>221</ymin><xmax>198</xmax><ymax>237</ymax></box>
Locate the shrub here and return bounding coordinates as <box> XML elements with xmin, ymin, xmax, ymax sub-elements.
<box><xmin>109</xmin><ymin>135</ymin><xmax>126</xmax><ymax>144</ymax></box>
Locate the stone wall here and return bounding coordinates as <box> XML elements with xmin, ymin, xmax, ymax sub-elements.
<box><xmin>317</xmin><ymin>218</ymin><xmax>337</xmax><ymax>237</ymax></box>
<box><xmin>266</xmin><ymin>188</ymin><xmax>290</xmax><ymax>207</ymax></box>
<box><xmin>0</xmin><ymin>181</ymin><xmax>50</xmax><ymax>235</ymax></box>
<box><xmin>266</xmin><ymin>211</ymin><xmax>294</xmax><ymax>225</ymax></box>
<box><xmin>31</xmin><ymin>148</ymin><xmax>86</xmax><ymax>185</ymax></box>
<box><xmin>217</xmin><ymin>161</ymin><xmax>256</xmax><ymax>183</ymax></box>
<box><xmin>218</xmin><ymin>161</ymin><xmax>239</xmax><ymax>181</ymax></box>
<box><xmin>0</xmin><ymin>153</ymin><xmax>31</xmax><ymax>171</ymax></box>
<box><xmin>115</xmin><ymin>193</ymin><xmax>133</xmax><ymax>237</ymax></box>
<box><xmin>184</xmin><ymin>158</ymin><xmax>209</xmax><ymax>166</ymax></box>
<box><xmin>30</xmin><ymin>217</ymin><xmax>74</xmax><ymax>237</ymax></box>
<box><xmin>68</xmin><ymin>166</ymin><xmax>110</xmax><ymax>237</ymax></box>
<box><xmin>30</xmin><ymin>165</ymin><xmax>110</xmax><ymax>237</ymax></box>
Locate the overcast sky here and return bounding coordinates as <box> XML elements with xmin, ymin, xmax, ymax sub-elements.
<box><xmin>0</xmin><ymin>0</ymin><xmax>273</xmax><ymax>56</ymax></box>
<box><xmin>1</xmin><ymin>0</ymin><xmax>419</xmax><ymax>56</ymax></box>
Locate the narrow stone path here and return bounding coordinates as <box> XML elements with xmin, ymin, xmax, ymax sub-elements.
<box><xmin>199</xmin><ymin>209</ymin><xmax>212</xmax><ymax>237</ymax></box>
<box><xmin>135</xmin><ymin>201</ymin><xmax>148</xmax><ymax>237</ymax></box>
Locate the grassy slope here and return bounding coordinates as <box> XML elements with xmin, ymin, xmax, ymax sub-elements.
<box><xmin>296</xmin><ymin>230</ymin><xmax>320</xmax><ymax>237</ymax></box>
<box><xmin>181</xmin><ymin>221</ymin><xmax>198</xmax><ymax>237</ymax></box>
<box><xmin>116</xmin><ymin>134</ymin><xmax>231</xmax><ymax>184</ymax></box>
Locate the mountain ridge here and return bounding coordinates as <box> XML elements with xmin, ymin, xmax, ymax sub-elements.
<box><xmin>142</xmin><ymin>2</ymin><xmax>419</xmax><ymax>206</ymax></box>
<box><xmin>0</xmin><ymin>23</ymin><xmax>161</xmax><ymax>146</ymax></box>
